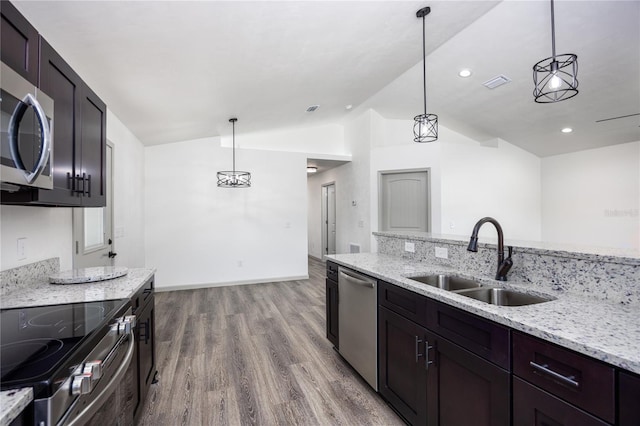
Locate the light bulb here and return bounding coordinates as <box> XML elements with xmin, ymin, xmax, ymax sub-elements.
<box><xmin>548</xmin><ymin>74</ymin><xmax>562</xmax><ymax>90</ymax></box>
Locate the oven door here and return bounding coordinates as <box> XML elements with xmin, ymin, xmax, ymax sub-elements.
<box><xmin>1</xmin><ymin>62</ymin><xmax>53</xmax><ymax>191</ymax></box>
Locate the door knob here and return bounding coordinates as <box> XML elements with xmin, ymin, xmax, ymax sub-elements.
<box><xmin>108</xmin><ymin>251</ymin><xmax>118</xmax><ymax>258</ymax></box>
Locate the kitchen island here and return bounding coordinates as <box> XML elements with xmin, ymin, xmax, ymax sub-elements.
<box><xmin>327</xmin><ymin>252</ymin><xmax>640</xmax><ymax>374</ymax></box>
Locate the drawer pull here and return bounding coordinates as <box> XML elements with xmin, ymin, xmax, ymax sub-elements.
<box><xmin>529</xmin><ymin>361</ymin><xmax>579</xmax><ymax>388</ymax></box>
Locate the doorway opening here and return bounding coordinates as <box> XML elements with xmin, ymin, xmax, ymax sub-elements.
<box><xmin>72</xmin><ymin>141</ymin><xmax>115</xmax><ymax>268</ymax></box>
<box><xmin>379</xmin><ymin>169</ymin><xmax>431</xmax><ymax>233</ymax></box>
<box><xmin>322</xmin><ymin>182</ymin><xmax>336</xmax><ymax>259</ymax></box>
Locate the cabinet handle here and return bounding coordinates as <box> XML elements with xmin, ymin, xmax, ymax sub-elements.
<box><xmin>85</xmin><ymin>174</ymin><xmax>91</xmax><ymax>196</ymax></box>
<box><xmin>529</xmin><ymin>361</ymin><xmax>580</xmax><ymax>388</ymax></box>
<box><xmin>425</xmin><ymin>341</ymin><xmax>434</xmax><ymax>370</ymax></box>
<box><xmin>415</xmin><ymin>336</ymin><xmax>424</xmax><ymax>363</ymax></box>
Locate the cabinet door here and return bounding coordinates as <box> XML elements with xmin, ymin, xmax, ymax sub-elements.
<box><xmin>378</xmin><ymin>306</ymin><xmax>428</xmax><ymax>426</ymax></box>
<box><xmin>619</xmin><ymin>371</ymin><xmax>640</xmax><ymax>426</ymax></box>
<box><xmin>325</xmin><ymin>278</ymin><xmax>339</xmax><ymax>348</ymax></box>
<box><xmin>513</xmin><ymin>377</ymin><xmax>609</xmax><ymax>426</ymax></box>
<box><xmin>79</xmin><ymin>84</ymin><xmax>106</xmax><ymax>206</ymax></box>
<box><xmin>428</xmin><ymin>335</ymin><xmax>510</xmax><ymax>426</ymax></box>
<box><xmin>134</xmin><ymin>295</ymin><xmax>156</xmax><ymax>421</ymax></box>
<box><xmin>1</xmin><ymin>1</ymin><xmax>39</xmax><ymax>85</ymax></box>
<box><xmin>35</xmin><ymin>37</ymin><xmax>83</xmax><ymax>205</ymax></box>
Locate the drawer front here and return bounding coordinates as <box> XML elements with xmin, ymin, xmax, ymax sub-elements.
<box><xmin>513</xmin><ymin>377</ymin><xmax>610</xmax><ymax>426</ymax></box>
<box><xmin>326</xmin><ymin>261</ymin><xmax>338</xmax><ymax>283</ymax></box>
<box><xmin>378</xmin><ymin>280</ymin><xmax>427</xmax><ymax>327</ymax></box>
<box><xmin>426</xmin><ymin>299</ymin><xmax>510</xmax><ymax>369</ymax></box>
<box><xmin>512</xmin><ymin>332</ymin><xmax>615</xmax><ymax>423</ymax></box>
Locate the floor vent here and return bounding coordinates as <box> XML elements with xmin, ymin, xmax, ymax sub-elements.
<box><xmin>349</xmin><ymin>243</ymin><xmax>361</xmax><ymax>254</ymax></box>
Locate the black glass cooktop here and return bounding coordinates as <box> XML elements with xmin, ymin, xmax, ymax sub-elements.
<box><xmin>0</xmin><ymin>299</ymin><xmax>129</xmax><ymax>397</ymax></box>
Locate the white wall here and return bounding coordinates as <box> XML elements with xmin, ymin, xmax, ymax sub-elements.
<box><xmin>145</xmin><ymin>137</ymin><xmax>309</xmax><ymax>290</ymax></box>
<box><xmin>222</xmin><ymin>122</ymin><xmax>347</xmax><ymax>155</ymax></box>
<box><xmin>108</xmin><ymin>110</ymin><xmax>146</xmax><ymax>267</ymax></box>
<box><xmin>0</xmin><ymin>205</ymin><xmax>73</xmax><ymax>270</ymax></box>
<box><xmin>440</xmin><ymin>133</ymin><xmax>541</xmax><ymax>242</ymax></box>
<box><xmin>542</xmin><ymin>141</ymin><xmax>640</xmax><ymax>249</ymax></box>
<box><xmin>0</xmin><ymin>110</ymin><xmax>146</xmax><ymax>272</ymax></box>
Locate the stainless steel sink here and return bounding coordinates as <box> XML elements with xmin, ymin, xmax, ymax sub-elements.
<box><xmin>455</xmin><ymin>288</ymin><xmax>554</xmax><ymax>306</ymax></box>
<box><xmin>409</xmin><ymin>274</ymin><xmax>482</xmax><ymax>291</ymax></box>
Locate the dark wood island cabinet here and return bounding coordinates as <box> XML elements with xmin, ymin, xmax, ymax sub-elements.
<box><xmin>130</xmin><ymin>277</ymin><xmax>157</xmax><ymax>424</ymax></box>
<box><xmin>378</xmin><ymin>280</ymin><xmax>510</xmax><ymax>426</ymax></box>
<box><xmin>325</xmin><ymin>261</ymin><xmax>339</xmax><ymax>348</ymax></box>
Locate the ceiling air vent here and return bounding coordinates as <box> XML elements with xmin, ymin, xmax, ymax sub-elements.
<box><xmin>306</xmin><ymin>105</ymin><xmax>320</xmax><ymax>113</ymax></box>
<box><xmin>483</xmin><ymin>75</ymin><xmax>511</xmax><ymax>89</ymax></box>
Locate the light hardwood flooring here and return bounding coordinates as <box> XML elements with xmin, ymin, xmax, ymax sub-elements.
<box><xmin>137</xmin><ymin>257</ymin><xmax>403</xmax><ymax>426</ymax></box>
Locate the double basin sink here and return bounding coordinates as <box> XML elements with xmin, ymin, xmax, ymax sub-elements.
<box><xmin>409</xmin><ymin>274</ymin><xmax>554</xmax><ymax>306</ymax></box>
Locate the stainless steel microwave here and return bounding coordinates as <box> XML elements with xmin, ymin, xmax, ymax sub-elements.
<box><xmin>0</xmin><ymin>61</ymin><xmax>54</xmax><ymax>191</ymax></box>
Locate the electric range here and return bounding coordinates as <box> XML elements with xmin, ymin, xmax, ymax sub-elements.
<box><xmin>1</xmin><ymin>299</ymin><xmax>134</xmax><ymax>425</ymax></box>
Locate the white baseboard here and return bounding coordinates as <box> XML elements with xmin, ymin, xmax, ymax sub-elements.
<box><xmin>155</xmin><ymin>275</ymin><xmax>310</xmax><ymax>292</ymax></box>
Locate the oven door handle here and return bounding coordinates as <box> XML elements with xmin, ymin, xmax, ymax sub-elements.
<box><xmin>65</xmin><ymin>332</ymin><xmax>135</xmax><ymax>426</ymax></box>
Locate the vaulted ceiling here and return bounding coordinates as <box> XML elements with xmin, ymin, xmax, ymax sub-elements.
<box><xmin>14</xmin><ymin>1</ymin><xmax>640</xmax><ymax>157</ymax></box>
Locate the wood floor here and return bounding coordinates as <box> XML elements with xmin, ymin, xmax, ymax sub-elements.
<box><xmin>137</xmin><ymin>257</ymin><xmax>403</xmax><ymax>426</ymax></box>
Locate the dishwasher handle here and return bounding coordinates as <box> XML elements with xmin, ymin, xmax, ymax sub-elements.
<box><xmin>339</xmin><ymin>268</ymin><xmax>375</xmax><ymax>288</ymax></box>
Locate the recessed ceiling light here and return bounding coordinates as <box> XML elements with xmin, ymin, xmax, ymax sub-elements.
<box><xmin>458</xmin><ymin>69</ymin><xmax>472</xmax><ymax>78</ymax></box>
<box><xmin>307</xmin><ymin>166</ymin><xmax>318</xmax><ymax>173</ymax></box>
<box><xmin>561</xmin><ymin>127</ymin><xmax>573</xmax><ymax>133</ymax></box>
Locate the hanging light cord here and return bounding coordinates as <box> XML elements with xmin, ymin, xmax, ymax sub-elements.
<box><xmin>550</xmin><ymin>0</ymin><xmax>556</xmax><ymax>60</ymax></box>
<box><xmin>421</xmin><ymin>14</ymin><xmax>427</xmax><ymax>115</ymax></box>
<box><xmin>231</xmin><ymin>119</ymin><xmax>236</xmax><ymax>174</ymax></box>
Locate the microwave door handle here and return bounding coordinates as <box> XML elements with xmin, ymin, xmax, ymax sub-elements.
<box><xmin>7</xmin><ymin>93</ymin><xmax>52</xmax><ymax>184</ymax></box>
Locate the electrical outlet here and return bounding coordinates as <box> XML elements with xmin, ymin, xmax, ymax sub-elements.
<box><xmin>404</xmin><ymin>242</ymin><xmax>415</xmax><ymax>253</ymax></box>
<box><xmin>435</xmin><ymin>247</ymin><xmax>448</xmax><ymax>259</ymax></box>
<box><xmin>17</xmin><ymin>238</ymin><xmax>27</xmax><ymax>260</ymax></box>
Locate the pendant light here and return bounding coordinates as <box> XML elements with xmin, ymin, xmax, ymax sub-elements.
<box><xmin>533</xmin><ymin>0</ymin><xmax>578</xmax><ymax>103</ymax></box>
<box><xmin>217</xmin><ymin>118</ymin><xmax>251</xmax><ymax>188</ymax></box>
<box><xmin>413</xmin><ymin>6</ymin><xmax>438</xmax><ymax>143</ymax></box>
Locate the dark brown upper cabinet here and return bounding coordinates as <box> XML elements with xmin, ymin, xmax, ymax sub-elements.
<box><xmin>2</xmin><ymin>36</ymin><xmax>106</xmax><ymax>206</ymax></box>
<box><xmin>1</xmin><ymin>1</ymin><xmax>39</xmax><ymax>85</ymax></box>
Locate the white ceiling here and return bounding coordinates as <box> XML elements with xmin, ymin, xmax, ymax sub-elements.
<box><xmin>14</xmin><ymin>1</ymin><xmax>640</xmax><ymax>157</ymax></box>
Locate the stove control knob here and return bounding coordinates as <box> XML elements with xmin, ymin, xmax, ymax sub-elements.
<box><xmin>83</xmin><ymin>361</ymin><xmax>102</xmax><ymax>381</ymax></box>
<box><xmin>71</xmin><ymin>373</ymin><xmax>93</xmax><ymax>395</ymax></box>
<box><xmin>124</xmin><ymin>315</ymin><xmax>136</xmax><ymax>328</ymax></box>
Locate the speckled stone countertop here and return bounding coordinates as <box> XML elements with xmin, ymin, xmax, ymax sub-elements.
<box><xmin>327</xmin><ymin>253</ymin><xmax>640</xmax><ymax>375</ymax></box>
<box><xmin>1</xmin><ymin>268</ymin><xmax>155</xmax><ymax>309</ymax></box>
<box><xmin>0</xmin><ymin>388</ymin><xmax>32</xmax><ymax>426</ymax></box>
<box><xmin>0</xmin><ymin>267</ymin><xmax>155</xmax><ymax>424</ymax></box>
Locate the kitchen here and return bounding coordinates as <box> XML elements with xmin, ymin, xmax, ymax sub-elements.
<box><xmin>1</xmin><ymin>0</ymin><xmax>639</xmax><ymax>425</ymax></box>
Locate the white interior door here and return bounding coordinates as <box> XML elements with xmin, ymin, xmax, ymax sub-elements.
<box><xmin>73</xmin><ymin>142</ymin><xmax>114</xmax><ymax>268</ymax></box>
<box><xmin>322</xmin><ymin>183</ymin><xmax>336</xmax><ymax>258</ymax></box>
<box><xmin>380</xmin><ymin>170</ymin><xmax>430</xmax><ymax>232</ymax></box>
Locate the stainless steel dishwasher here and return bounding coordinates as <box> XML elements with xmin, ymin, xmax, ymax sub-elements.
<box><xmin>338</xmin><ymin>266</ymin><xmax>378</xmax><ymax>391</ymax></box>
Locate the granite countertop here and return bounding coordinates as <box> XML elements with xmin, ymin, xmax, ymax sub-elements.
<box><xmin>1</xmin><ymin>268</ymin><xmax>156</xmax><ymax>309</ymax></box>
<box><xmin>0</xmin><ymin>388</ymin><xmax>32</xmax><ymax>426</ymax></box>
<box><xmin>0</xmin><ymin>267</ymin><xmax>155</xmax><ymax>425</ymax></box>
<box><xmin>328</xmin><ymin>253</ymin><xmax>640</xmax><ymax>375</ymax></box>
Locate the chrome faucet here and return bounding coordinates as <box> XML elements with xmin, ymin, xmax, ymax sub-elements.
<box><xmin>467</xmin><ymin>217</ymin><xmax>513</xmax><ymax>281</ymax></box>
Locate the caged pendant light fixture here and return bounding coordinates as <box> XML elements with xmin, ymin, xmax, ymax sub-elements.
<box><xmin>533</xmin><ymin>0</ymin><xmax>578</xmax><ymax>103</ymax></box>
<box><xmin>414</xmin><ymin>6</ymin><xmax>438</xmax><ymax>143</ymax></box>
<box><xmin>217</xmin><ymin>118</ymin><xmax>251</xmax><ymax>188</ymax></box>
